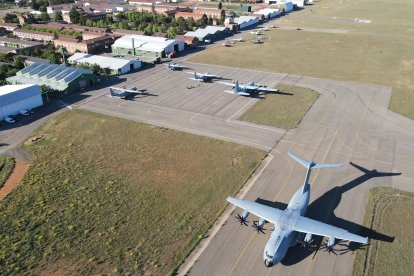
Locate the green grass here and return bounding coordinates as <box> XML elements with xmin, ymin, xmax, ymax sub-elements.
<box><xmin>189</xmin><ymin>0</ymin><xmax>414</xmax><ymax>120</ymax></box>
<box><xmin>353</xmin><ymin>188</ymin><xmax>414</xmax><ymax>276</ymax></box>
<box><xmin>240</xmin><ymin>84</ymin><xmax>318</xmax><ymax>129</ymax></box>
<box><xmin>0</xmin><ymin>110</ymin><xmax>265</xmax><ymax>275</ymax></box>
<box><xmin>0</xmin><ymin>156</ymin><xmax>15</xmax><ymax>189</ymax></box>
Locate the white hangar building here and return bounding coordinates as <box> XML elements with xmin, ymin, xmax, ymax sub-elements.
<box><xmin>112</xmin><ymin>35</ymin><xmax>185</xmax><ymax>59</ymax></box>
<box><xmin>67</xmin><ymin>53</ymin><xmax>142</xmax><ymax>75</ymax></box>
<box><xmin>233</xmin><ymin>16</ymin><xmax>261</xmax><ymax>29</ymax></box>
<box><xmin>0</xmin><ymin>84</ymin><xmax>43</xmax><ymax>120</ymax></box>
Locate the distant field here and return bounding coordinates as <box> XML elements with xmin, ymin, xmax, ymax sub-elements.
<box><xmin>189</xmin><ymin>0</ymin><xmax>414</xmax><ymax>120</ymax></box>
<box><xmin>353</xmin><ymin>188</ymin><xmax>414</xmax><ymax>276</ymax></box>
<box><xmin>0</xmin><ymin>156</ymin><xmax>15</xmax><ymax>189</ymax></box>
<box><xmin>240</xmin><ymin>84</ymin><xmax>318</xmax><ymax>129</ymax></box>
<box><xmin>0</xmin><ymin>110</ymin><xmax>265</xmax><ymax>275</ymax></box>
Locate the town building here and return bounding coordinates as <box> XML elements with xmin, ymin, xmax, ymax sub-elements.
<box><xmin>13</xmin><ymin>29</ymin><xmax>55</xmax><ymax>41</ymax></box>
<box><xmin>67</xmin><ymin>53</ymin><xmax>142</xmax><ymax>75</ymax></box>
<box><xmin>174</xmin><ymin>35</ymin><xmax>198</xmax><ymax>48</ymax></box>
<box><xmin>7</xmin><ymin>63</ymin><xmax>99</xmax><ymax>95</ymax></box>
<box><xmin>0</xmin><ymin>84</ymin><xmax>43</xmax><ymax>121</ymax></box>
<box><xmin>192</xmin><ymin>7</ymin><xmax>225</xmax><ymax>20</ymax></box>
<box><xmin>54</xmin><ymin>35</ymin><xmax>113</xmax><ymax>54</ymax></box>
<box><xmin>175</xmin><ymin>11</ymin><xmax>206</xmax><ymax>20</ymax></box>
<box><xmin>0</xmin><ymin>23</ymin><xmax>19</xmax><ymax>32</ymax></box>
<box><xmin>0</xmin><ymin>37</ymin><xmax>45</xmax><ymax>51</ymax></box>
<box><xmin>112</xmin><ymin>35</ymin><xmax>185</xmax><ymax>59</ymax></box>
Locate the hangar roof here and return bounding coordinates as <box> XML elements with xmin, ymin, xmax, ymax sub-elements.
<box><xmin>113</xmin><ymin>35</ymin><xmax>182</xmax><ymax>52</ymax></box>
<box><xmin>67</xmin><ymin>53</ymin><xmax>141</xmax><ymax>70</ymax></box>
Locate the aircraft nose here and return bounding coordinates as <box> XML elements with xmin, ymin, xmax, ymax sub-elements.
<box><xmin>264</xmin><ymin>260</ymin><xmax>273</xmax><ymax>267</ymax></box>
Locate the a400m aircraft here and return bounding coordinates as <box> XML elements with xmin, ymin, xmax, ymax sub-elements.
<box><xmin>227</xmin><ymin>151</ymin><xmax>368</xmax><ymax>267</ymax></box>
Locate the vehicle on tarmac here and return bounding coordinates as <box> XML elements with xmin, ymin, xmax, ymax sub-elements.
<box><xmin>227</xmin><ymin>151</ymin><xmax>368</xmax><ymax>267</ymax></box>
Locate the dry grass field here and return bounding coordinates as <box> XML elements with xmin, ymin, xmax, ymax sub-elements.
<box><xmin>240</xmin><ymin>84</ymin><xmax>318</xmax><ymax>129</ymax></box>
<box><xmin>0</xmin><ymin>156</ymin><xmax>15</xmax><ymax>189</ymax></box>
<box><xmin>189</xmin><ymin>0</ymin><xmax>414</xmax><ymax>120</ymax></box>
<box><xmin>353</xmin><ymin>188</ymin><xmax>414</xmax><ymax>276</ymax></box>
<box><xmin>0</xmin><ymin>110</ymin><xmax>265</xmax><ymax>275</ymax></box>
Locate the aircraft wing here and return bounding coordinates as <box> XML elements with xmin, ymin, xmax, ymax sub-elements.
<box><xmin>227</xmin><ymin>197</ymin><xmax>285</xmax><ymax>224</ymax></box>
<box><xmin>257</xmin><ymin>87</ymin><xmax>279</xmax><ymax>93</ymax></box>
<box><xmin>218</xmin><ymin>81</ymin><xmax>236</xmax><ymax>87</ymax></box>
<box><xmin>293</xmin><ymin>216</ymin><xmax>368</xmax><ymax>244</ymax></box>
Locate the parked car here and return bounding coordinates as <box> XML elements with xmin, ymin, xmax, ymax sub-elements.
<box><xmin>4</xmin><ymin>116</ymin><xmax>16</xmax><ymax>123</ymax></box>
<box><xmin>19</xmin><ymin>110</ymin><xmax>30</xmax><ymax>116</ymax></box>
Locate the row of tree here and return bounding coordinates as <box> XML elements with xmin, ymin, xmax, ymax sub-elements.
<box><xmin>23</xmin><ymin>24</ymin><xmax>82</xmax><ymax>38</ymax></box>
<box><xmin>0</xmin><ymin>54</ymin><xmax>24</xmax><ymax>85</ymax></box>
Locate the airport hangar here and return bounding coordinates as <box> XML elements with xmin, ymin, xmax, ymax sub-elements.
<box><xmin>67</xmin><ymin>53</ymin><xmax>142</xmax><ymax>75</ymax></box>
<box><xmin>0</xmin><ymin>84</ymin><xmax>43</xmax><ymax>120</ymax></box>
<box><xmin>7</xmin><ymin>63</ymin><xmax>99</xmax><ymax>95</ymax></box>
<box><xmin>111</xmin><ymin>35</ymin><xmax>185</xmax><ymax>60</ymax></box>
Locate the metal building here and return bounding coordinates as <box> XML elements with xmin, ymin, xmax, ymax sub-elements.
<box><xmin>0</xmin><ymin>84</ymin><xmax>43</xmax><ymax>120</ymax></box>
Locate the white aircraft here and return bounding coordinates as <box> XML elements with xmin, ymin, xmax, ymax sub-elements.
<box><xmin>250</xmin><ymin>30</ymin><xmax>263</xmax><ymax>35</ymax></box>
<box><xmin>231</xmin><ymin>37</ymin><xmax>244</xmax><ymax>42</ymax></box>
<box><xmin>227</xmin><ymin>151</ymin><xmax>368</xmax><ymax>267</ymax></box>
<box><xmin>187</xmin><ymin>71</ymin><xmax>221</xmax><ymax>82</ymax></box>
<box><xmin>109</xmin><ymin>86</ymin><xmax>146</xmax><ymax>99</ymax></box>
<box><xmin>165</xmin><ymin>63</ymin><xmax>187</xmax><ymax>71</ymax></box>
<box><xmin>218</xmin><ymin>80</ymin><xmax>279</xmax><ymax>96</ymax></box>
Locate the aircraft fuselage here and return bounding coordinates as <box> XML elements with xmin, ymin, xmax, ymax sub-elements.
<box><xmin>263</xmin><ymin>167</ymin><xmax>312</xmax><ymax>267</ymax></box>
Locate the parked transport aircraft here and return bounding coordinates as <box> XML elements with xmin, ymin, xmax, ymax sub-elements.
<box><xmin>227</xmin><ymin>151</ymin><xmax>368</xmax><ymax>267</ymax></box>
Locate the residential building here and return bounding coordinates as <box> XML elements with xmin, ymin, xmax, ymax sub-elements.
<box><xmin>174</xmin><ymin>35</ymin><xmax>198</xmax><ymax>48</ymax></box>
<box><xmin>129</xmin><ymin>0</ymin><xmax>162</xmax><ymax>5</ymax></box>
<box><xmin>175</xmin><ymin>11</ymin><xmax>206</xmax><ymax>20</ymax></box>
<box><xmin>13</xmin><ymin>29</ymin><xmax>55</xmax><ymax>41</ymax></box>
<box><xmin>54</xmin><ymin>35</ymin><xmax>113</xmax><ymax>54</ymax></box>
<box><xmin>0</xmin><ymin>23</ymin><xmax>19</xmax><ymax>32</ymax></box>
<box><xmin>0</xmin><ymin>37</ymin><xmax>45</xmax><ymax>51</ymax></box>
<box><xmin>192</xmin><ymin>7</ymin><xmax>225</xmax><ymax>19</ymax></box>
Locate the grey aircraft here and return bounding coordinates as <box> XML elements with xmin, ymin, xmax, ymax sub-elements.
<box><xmin>227</xmin><ymin>151</ymin><xmax>368</xmax><ymax>267</ymax></box>
<box><xmin>187</xmin><ymin>71</ymin><xmax>221</xmax><ymax>82</ymax></box>
<box><xmin>165</xmin><ymin>63</ymin><xmax>187</xmax><ymax>71</ymax></box>
<box><xmin>218</xmin><ymin>80</ymin><xmax>279</xmax><ymax>96</ymax></box>
<box><xmin>109</xmin><ymin>86</ymin><xmax>146</xmax><ymax>99</ymax></box>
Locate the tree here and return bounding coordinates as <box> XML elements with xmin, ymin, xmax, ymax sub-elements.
<box><xmin>79</xmin><ymin>14</ymin><xmax>86</xmax><ymax>26</ymax></box>
<box><xmin>69</xmin><ymin>5</ymin><xmax>80</xmax><ymax>24</ymax></box>
<box><xmin>55</xmin><ymin>11</ymin><xmax>63</xmax><ymax>21</ymax></box>
<box><xmin>90</xmin><ymin>63</ymin><xmax>103</xmax><ymax>75</ymax></box>
<box><xmin>166</xmin><ymin>27</ymin><xmax>176</xmax><ymax>38</ymax></box>
<box><xmin>4</xmin><ymin>13</ymin><xmax>18</xmax><ymax>24</ymax></box>
<box><xmin>39</xmin><ymin>5</ymin><xmax>47</xmax><ymax>12</ymax></box>
<box><xmin>31</xmin><ymin>0</ymin><xmax>40</xmax><ymax>10</ymax></box>
<box><xmin>13</xmin><ymin>56</ymin><xmax>24</xmax><ymax>69</ymax></box>
<box><xmin>218</xmin><ymin>1</ymin><xmax>222</xmax><ymax>9</ymax></box>
<box><xmin>40</xmin><ymin>12</ymin><xmax>50</xmax><ymax>22</ymax></box>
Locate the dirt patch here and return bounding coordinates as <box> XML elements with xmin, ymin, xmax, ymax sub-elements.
<box><xmin>0</xmin><ymin>159</ymin><xmax>28</xmax><ymax>201</ymax></box>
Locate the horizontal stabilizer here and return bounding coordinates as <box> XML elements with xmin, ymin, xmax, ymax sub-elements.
<box><xmin>288</xmin><ymin>151</ymin><xmax>342</xmax><ymax>169</ymax></box>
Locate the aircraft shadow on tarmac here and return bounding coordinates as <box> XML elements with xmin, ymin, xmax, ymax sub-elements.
<box><xmin>122</xmin><ymin>90</ymin><xmax>158</xmax><ymax>101</ymax></box>
<box><xmin>254</xmin><ymin>162</ymin><xmax>400</xmax><ymax>266</ymax></box>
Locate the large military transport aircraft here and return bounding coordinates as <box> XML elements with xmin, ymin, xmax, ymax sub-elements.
<box><xmin>227</xmin><ymin>151</ymin><xmax>368</xmax><ymax>267</ymax></box>
<box><xmin>218</xmin><ymin>80</ymin><xmax>279</xmax><ymax>96</ymax></box>
<box><xmin>188</xmin><ymin>71</ymin><xmax>221</xmax><ymax>82</ymax></box>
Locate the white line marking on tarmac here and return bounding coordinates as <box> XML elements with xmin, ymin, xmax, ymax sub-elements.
<box><xmin>177</xmin><ymin>153</ymin><xmax>274</xmax><ymax>276</ymax></box>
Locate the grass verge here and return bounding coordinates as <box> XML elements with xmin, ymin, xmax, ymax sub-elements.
<box><xmin>0</xmin><ymin>156</ymin><xmax>15</xmax><ymax>189</ymax></box>
<box><xmin>0</xmin><ymin>109</ymin><xmax>265</xmax><ymax>275</ymax></box>
<box><xmin>353</xmin><ymin>188</ymin><xmax>414</xmax><ymax>276</ymax></box>
<box><xmin>240</xmin><ymin>84</ymin><xmax>318</xmax><ymax>129</ymax></box>
<box><xmin>189</xmin><ymin>0</ymin><xmax>414</xmax><ymax>120</ymax></box>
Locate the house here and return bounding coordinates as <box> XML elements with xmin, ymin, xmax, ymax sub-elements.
<box><xmin>175</xmin><ymin>11</ymin><xmax>207</xmax><ymax>20</ymax></box>
<box><xmin>192</xmin><ymin>7</ymin><xmax>225</xmax><ymax>20</ymax></box>
<box><xmin>174</xmin><ymin>35</ymin><xmax>198</xmax><ymax>48</ymax></box>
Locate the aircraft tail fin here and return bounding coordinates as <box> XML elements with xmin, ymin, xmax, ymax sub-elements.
<box><xmin>288</xmin><ymin>151</ymin><xmax>342</xmax><ymax>170</ymax></box>
<box><xmin>234</xmin><ymin>81</ymin><xmax>239</xmax><ymax>93</ymax></box>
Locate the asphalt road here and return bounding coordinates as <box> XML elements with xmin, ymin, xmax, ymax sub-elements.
<box><xmin>2</xmin><ymin>60</ymin><xmax>413</xmax><ymax>275</ymax></box>
<box><xmin>78</xmin><ymin>62</ymin><xmax>414</xmax><ymax>276</ymax></box>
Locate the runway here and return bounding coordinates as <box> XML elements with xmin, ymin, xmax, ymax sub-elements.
<box><xmin>77</xmin><ymin>62</ymin><xmax>414</xmax><ymax>276</ymax></box>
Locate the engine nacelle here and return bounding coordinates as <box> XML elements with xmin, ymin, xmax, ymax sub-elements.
<box><xmin>304</xmin><ymin>233</ymin><xmax>313</xmax><ymax>243</ymax></box>
<box><xmin>327</xmin><ymin>236</ymin><xmax>336</xmax><ymax>248</ymax></box>
<box><xmin>241</xmin><ymin>210</ymin><xmax>249</xmax><ymax>220</ymax></box>
<box><xmin>257</xmin><ymin>218</ymin><xmax>265</xmax><ymax>227</ymax></box>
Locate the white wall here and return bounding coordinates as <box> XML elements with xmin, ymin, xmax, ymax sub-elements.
<box><xmin>0</xmin><ymin>90</ymin><xmax>43</xmax><ymax>120</ymax></box>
